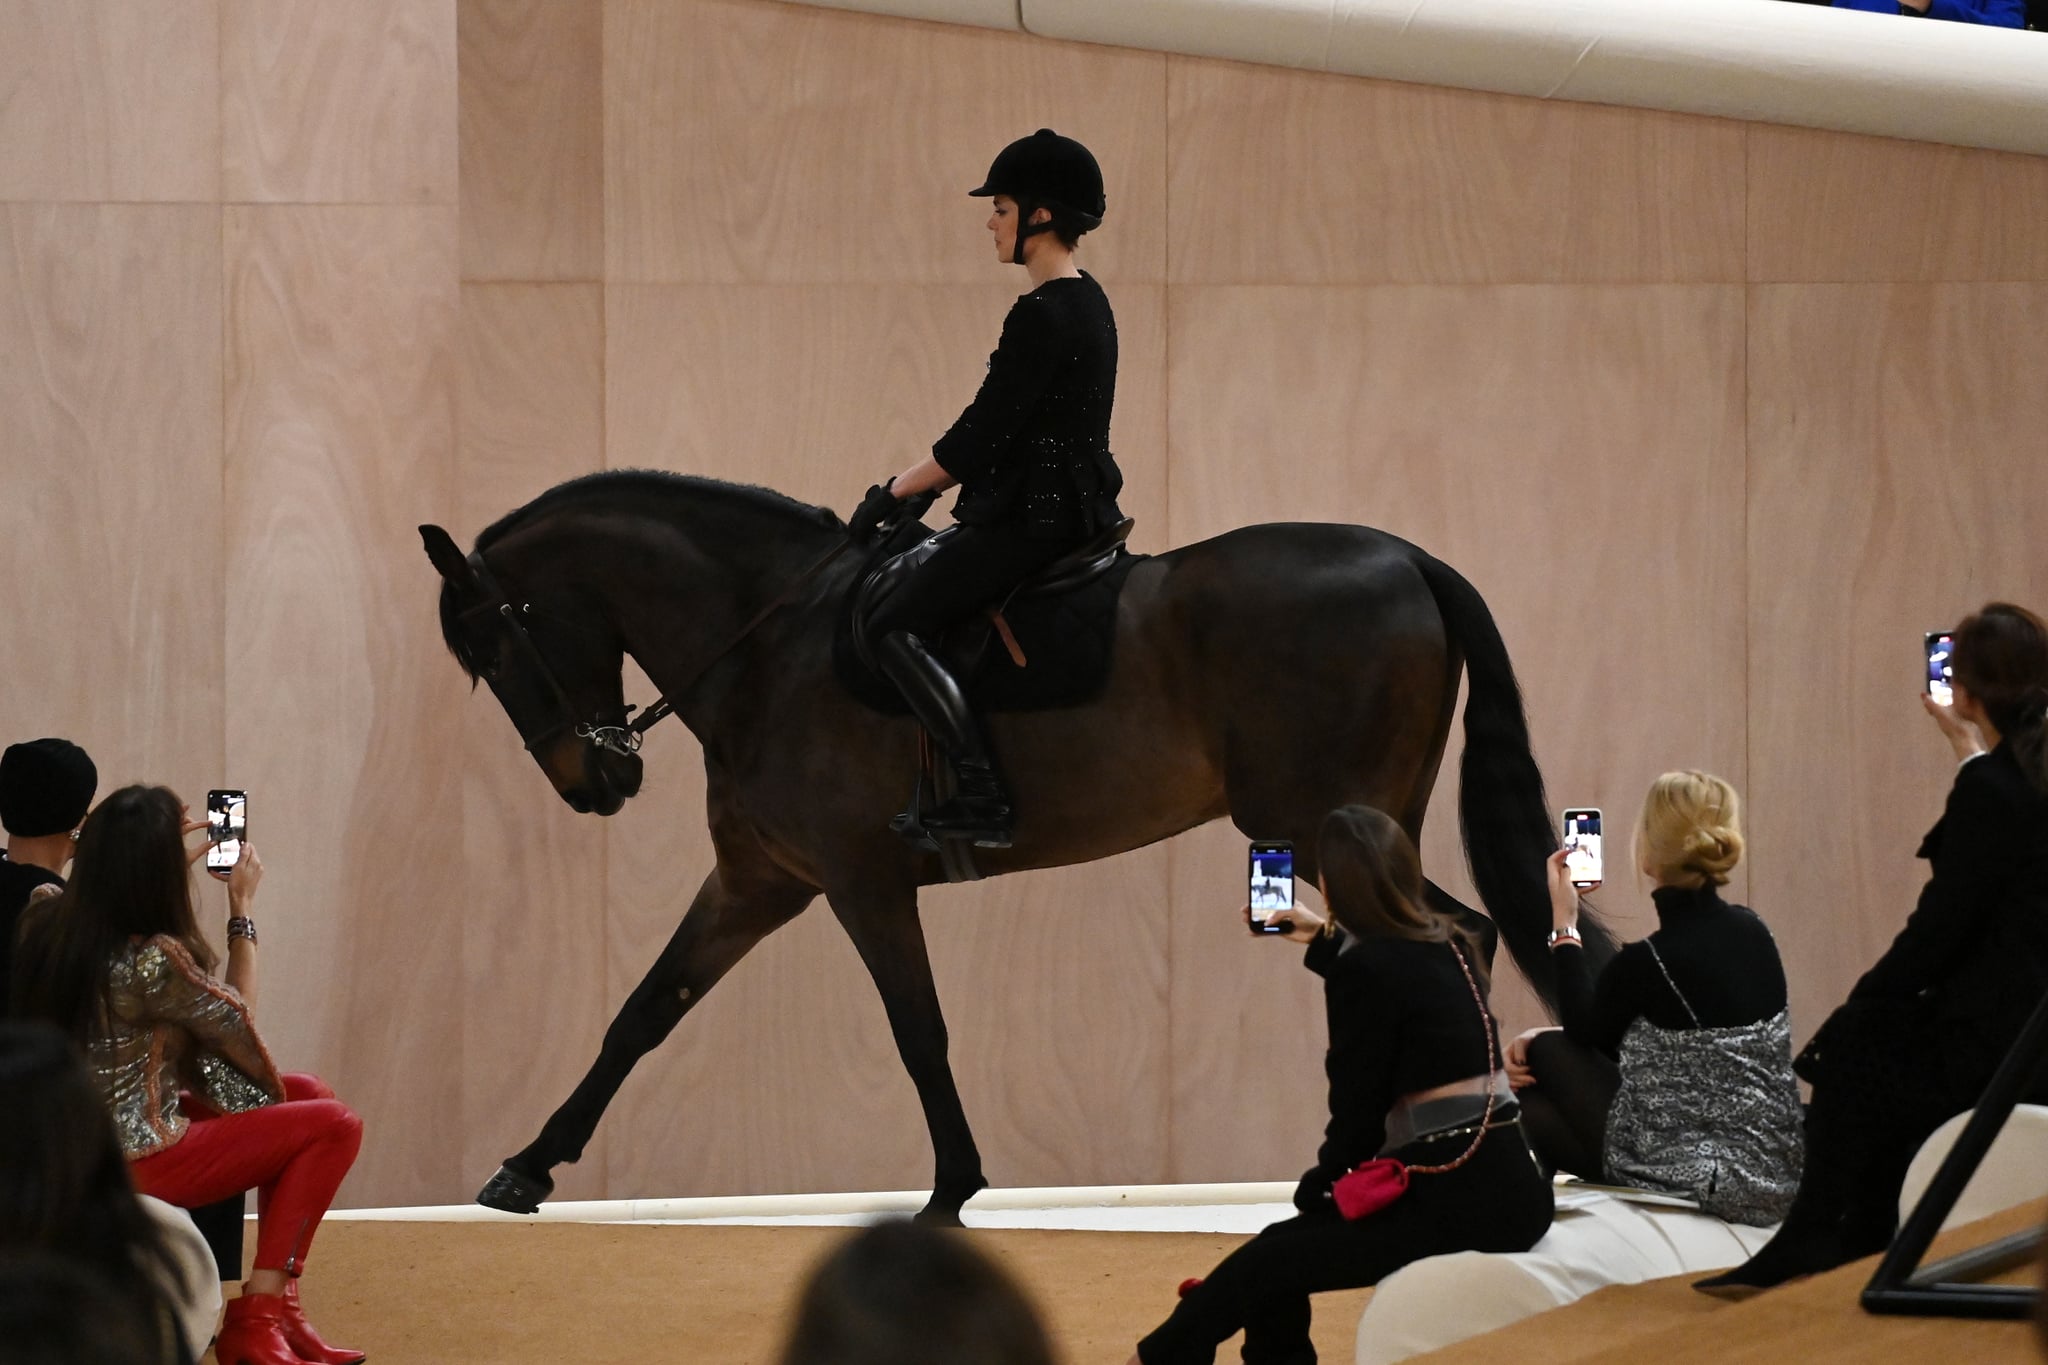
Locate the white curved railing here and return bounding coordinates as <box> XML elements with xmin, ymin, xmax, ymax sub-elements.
<box><xmin>790</xmin><ymin>0</ymin><xmax>2048</xmax><ymax>156</ymax></box>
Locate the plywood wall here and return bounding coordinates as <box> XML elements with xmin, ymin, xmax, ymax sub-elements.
<box><xmin>4</xmin><ymin>0</ymin><xmax>2045</xmax><ymax>1208</ymax></box>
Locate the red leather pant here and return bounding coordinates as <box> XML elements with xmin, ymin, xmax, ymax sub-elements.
<box><xmin>130</xmin><ymin>1073</ymin><xmax>362</xmax><ymax>1274</ymax></box>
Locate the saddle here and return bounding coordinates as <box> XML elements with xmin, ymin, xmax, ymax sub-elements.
<box><xmin>837</xmin><ymin>516</ymin><xmax>1141</xmax><ymax>716</ymax></box>
<box><xmin>834</xmin><ymin>517</ymin><xmax>1143</xmax><ymax>884</ymax></box>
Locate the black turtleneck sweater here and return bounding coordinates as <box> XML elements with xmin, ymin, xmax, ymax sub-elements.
<box><xmin>1552</xmin><ymin>884</ymin><xmax>1788</xmax><ymax>1059</ymax></box>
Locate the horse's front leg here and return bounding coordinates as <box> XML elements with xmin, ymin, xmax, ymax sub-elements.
<box><xmin>826</xmin><ymin>879</ymin><xmax>987</xmax><ymax>1225</ymax></box>
<box><xmin>477</xmin><ymin>862</ymin><xmax>814</xmax><ymax>1213</ymax></box>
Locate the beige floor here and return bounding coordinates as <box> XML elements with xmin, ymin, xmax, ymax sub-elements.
<box><xmin>208</xmin><ymin>1203</ymin><xmax>2046</xmax><ymax>1365</ymax></box>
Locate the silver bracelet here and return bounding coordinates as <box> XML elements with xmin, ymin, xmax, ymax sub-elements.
<box><xmin>1546</xmin><ymin>925</ymin><xmax>1581</xmax><ymax>948</ymax></box>
<box><xmin>226</xmin><ymin>916</ymin><xmax>257</xmax><ymax>945</ymax></box>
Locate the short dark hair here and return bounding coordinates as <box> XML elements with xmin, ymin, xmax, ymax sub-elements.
<box><xmin>777</xmin><ymin>1221</ymin><xmax>1055</xmax><ymax>1365</ymax></box>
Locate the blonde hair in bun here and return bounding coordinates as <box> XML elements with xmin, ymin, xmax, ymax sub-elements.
<box><xmin>1636</xmin><ymin>770</ymin><xmax>1743</xmax><ymax>888</ymax></box>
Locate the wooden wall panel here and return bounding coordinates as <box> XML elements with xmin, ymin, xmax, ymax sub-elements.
<box><xmin>1165</xmin><ymin>822</ymin><xmax>1329</xmax><ymax>1184</ymax></box>
<box><xmin>1166</xmin><ymin>58</ymin><xmax>1747</xmax><ymax>286</ymax></box>
<box><xmin>0</xmin><ymin>205</ymin><xmax>222</xmax><ymax>802</ymax></box>
<box><xmin>459</xmin><ymin>0</ymin><xmax>604</xmax><ymax>281</ymax></box>
<box><xmin>222</xmin><ymin>0</ymin><xmax>457</xmax><ymax>205</ymax></box>
<box><xmin>224</xmin><ymin>206</ymin><xmax>460</xmax><ymax>1208</ymax></box>
<box><xmin>456</xmin><ymin>283</ymin><xmax>611</xmax><ymax>1199</ymax></box>
<box><xmin>0</xmin><ymin>1</ymin><xmax>220</xmax><ymax>203</ymax></box>
<box><xmin>1749</xmin><ymin>127</ymin><xmax>2048</xmax><ymax>285</ymax></box>
<box><xmin>1165</xmin><ymin>284</ymin><xmax>1749</xmax><ymax>1084</ymax></box>
<box><xmin>604</xmin><ymin>0</ymin><xmax>1167</xmax><ymax>285</ymax></box>
<box><xmin>1747</xmin><ymin>283</ymin><xmax>2048</xmax><ymax>1047</ymax></box>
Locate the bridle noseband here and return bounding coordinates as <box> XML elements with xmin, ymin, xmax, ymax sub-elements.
<box><xmin>458</xmin><ymin>554</ymin><xmax>640</xmax><ymax>758</ymax></box>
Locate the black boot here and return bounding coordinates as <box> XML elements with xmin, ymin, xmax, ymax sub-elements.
<box><xmin>875</xmin><ymin>632</ymin><xmax>1014</xmax><ymax>848</ymax></box>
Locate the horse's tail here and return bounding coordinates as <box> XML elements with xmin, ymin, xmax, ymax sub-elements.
<box><xmin>1413</xmin><ymin>551</ymin><xmax>1616</xmax><ymax>1010</ymax></box>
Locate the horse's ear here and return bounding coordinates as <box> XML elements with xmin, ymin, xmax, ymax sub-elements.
<box><xmin>419</xmin><ymin>524</ymin><xmax>476</xmax><ymax>590</ymax></box>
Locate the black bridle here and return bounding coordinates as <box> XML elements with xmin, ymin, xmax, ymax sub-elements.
<box><xmin>459</xmin><ymin>536</ymin><xmax>855</xmax><ymax>760</ymax></box>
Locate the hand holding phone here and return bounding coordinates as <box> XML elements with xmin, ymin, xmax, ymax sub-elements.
<box><xmin>1248</xmin><ymin>841</ymin><xmax>1294</xmax><ymax>935</ymax></box>
<box><xmin>205</xmin><ymin>790</ymin><xmax>247</xmax><ymax>881</ymax></box>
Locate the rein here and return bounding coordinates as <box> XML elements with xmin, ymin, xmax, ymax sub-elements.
<box><xmin>462</xmin><ymin>535</ymin><xmax>854</xmax><ymax>757</ymax></box>
<box><xmin>623</xmin><ymin>537</ymin><xmax>854</xmax><ymax>742</ymax></box>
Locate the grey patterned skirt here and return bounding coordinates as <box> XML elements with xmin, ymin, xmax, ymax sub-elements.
<box><xmin>1603</xmin><ymin>1010</ymin><xmax>1805</xmax><ymax>1226</ymax></box>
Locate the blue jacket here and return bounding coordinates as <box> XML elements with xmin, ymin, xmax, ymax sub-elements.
<box><xmin>1834</xmin><ymin>0</ymin><xmax>2026</xmax><ymax>26</ymax></box>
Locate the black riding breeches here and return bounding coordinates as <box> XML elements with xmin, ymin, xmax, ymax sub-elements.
<box><xmin>1136</xmin><ymin>1134</ymin><xmax>1552</xmax><ymax>1365</ymax></box>
<box><xmin>864</xmin><ymin>521</ymin><xmax>1082</xmax><ymax>641</ymax></box>
<box><xmin>1519</xmin><ymin>1030</ymin><xmax>1620</xmax><ymax>1181</ymax></box>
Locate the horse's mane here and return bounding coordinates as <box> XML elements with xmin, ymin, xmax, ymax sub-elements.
<box><xmin>474</xmin><ymin>469</ymin><xmax>842</xmax><ymax>550</ymax></box>
<box><xmin>439</xmin><ymin>470</ymin><xmax>843</xmax><ymax>682</ymax></box>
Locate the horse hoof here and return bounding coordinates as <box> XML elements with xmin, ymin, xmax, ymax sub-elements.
<box><xmin>913</xmin><ymin>1202</ymin><xmax>966</xmax><ymax>1228</ymax></box>
<box><xmin>477</xmin><ymin>1164</ymin><xmax>553</xmax><ymax>1215</ymax></box>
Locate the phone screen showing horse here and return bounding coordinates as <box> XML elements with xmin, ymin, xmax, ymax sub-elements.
<box><xmin>1926</xmin><ymin>631</ymin><xmax>1955</xmax><ymax>706</ymax></box>
<box><xmin>206</xmin><ymin>790</ymin><xmax>247</xmax><ymax>877</ymax></box>
<box><xmin>1562</xmin><ymin>809</ymin><xmax>1602</xmax><ymax>890</ymax></box>
<box><xmin>1249</xmin><ymin>842</ymin><xmax>1294</xmax><ymax>934</ymax></box>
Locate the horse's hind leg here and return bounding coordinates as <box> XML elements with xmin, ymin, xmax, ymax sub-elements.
<box><xmin>825</xmin><ymin>881</ymin><xmax>987</xmax><ymax>1225</ymax></box>
<box><xmin>477</xmin><ymin>864</ymin><xmax>813</xmax><ymax>1212</ymax></box>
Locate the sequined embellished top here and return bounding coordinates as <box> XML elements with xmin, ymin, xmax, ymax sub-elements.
<box><xmin>931</xmin><ymin>272</ymin><xmax>1125</xmax><ymax>540</ymax></box>
<box><xmin>90</xmin><ymin>934</ymin><xmax>284</xmax><ymax>1159</ymax></box>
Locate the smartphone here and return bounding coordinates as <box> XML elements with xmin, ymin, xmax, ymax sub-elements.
<box><xmin>1248</xmin><ymin>841</ymin><xmax>1294</xmax><ymax>934</ymax></box>
<box><xmin>206</xmin><ymin>790</ymin><xmax>247</xmax><ymax>879</ymax></box>
<box><xmin>1925</xmin><ymin>630</ymin><xmax>1955</xmax><ymax>707</ymax></box>
<box><xmin>1561</xmin><ymin>808</ymin><xmax>1602</xmax><ymax>890</ymax></box>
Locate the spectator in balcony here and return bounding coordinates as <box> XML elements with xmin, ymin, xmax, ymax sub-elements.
<box><xmin>1832</xmin><ymin>0</ymin><xmax>2025</xmax><ymax>27</ymax></box>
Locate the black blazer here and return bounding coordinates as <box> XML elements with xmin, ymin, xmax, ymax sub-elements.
<box><xmin>1849</xmin><ymin>741</ymin><xmax>2048</xmax><ymax>1032</ymax></box>
<box><xmin>931</xmin><ymin>273</ymin><xmax>1124</xmax><ymax>540</ymax></box>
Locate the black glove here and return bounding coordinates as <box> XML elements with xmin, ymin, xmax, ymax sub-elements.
<box><xmin>847</xmin><ymin>481</ymin><xmax>900</xmax><ymax>543</ymax></box>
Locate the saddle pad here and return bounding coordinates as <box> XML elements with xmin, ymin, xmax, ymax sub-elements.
<box><xmin>832</xmin><ymin>527</ymin><xmax>1145</xmax><ymax>716</ymax></box>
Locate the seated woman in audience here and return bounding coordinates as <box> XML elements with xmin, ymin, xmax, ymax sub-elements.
<box><xmin>1130</xmin><ymin>806</ymin><xmax>1551</xmax><ymax>1365</ymax></box>
<box><xmin>11</xmin><ymin>786</ymin><xmax>365</xmax><ymax>1365</ymax></box>
<box><xmin>1700</xmin><ymin>602</ymin><xmax>2048</xmax><ymax>1293</ymax></box>
<box><xmin>1506</xmin><ymin>771</ymin><xmax>1803</xmax><ymax>1226</ymax></box>
<box><xmin>778</xmin><ymin>1219</ymin><xmax>1055</xmax><ymax>1365</ymax></box>
<box><xmin>0</xmin><ymin>1019</ymin><xmax>213</xmax><ymax>1365</ymax></box>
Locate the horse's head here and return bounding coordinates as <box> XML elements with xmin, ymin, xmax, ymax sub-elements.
<box><xmin>420</xmin><ymin>523</ymin><xmax>644</xmax><ymax>816</ymax></box>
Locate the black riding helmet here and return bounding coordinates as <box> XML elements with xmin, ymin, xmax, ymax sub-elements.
<box><xmin>969</xmin><ymin>129</ymin><xmax>1106</xmax><ymax>265</ymax></box>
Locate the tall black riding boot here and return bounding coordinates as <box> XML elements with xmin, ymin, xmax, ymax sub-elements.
<box><xmin>875</xmin><ymin>631</ymin><xmax>1014</xmax><ymax>848</ymax></box>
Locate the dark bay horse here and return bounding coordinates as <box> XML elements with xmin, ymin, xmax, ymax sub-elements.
<box><xmin>421</xmin><ymin>471</ymin><xmax>1611</xmax><ymax>1221</ymax></box>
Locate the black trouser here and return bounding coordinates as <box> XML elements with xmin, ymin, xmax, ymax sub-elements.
<box><xmin>1136</xmin><ymin>1132</ymin><xmax>1553</xmax><ymax>1365</ymax></box>
<box><xmin>1786</xmin><ymin>1002</ymin><xmax>2012</xmax><ymax>1248</ymax></box>
<box><xmin>864</xmin><ymin>521</ymin><xmax>1082</xmax><ymax>640</ymax></box>
<box><xmin>1518</xmin><ymin>1031</ymin><xmax>1621</xmax><ymax>1182</ymax></box>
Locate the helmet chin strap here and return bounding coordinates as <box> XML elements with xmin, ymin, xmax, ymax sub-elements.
<box><xmin>1013</xmin><ymin>199</ymin><xmax>1055</xmax><ymax>266</ymax></box>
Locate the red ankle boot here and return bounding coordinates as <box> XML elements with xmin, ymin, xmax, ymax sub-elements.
<box><xmin>214</xmin><ymin>1292</ymin><xmax>298</xmax><ymax>1365</ymax></box>
<box><xmin>281</xmin><ymin>1278</ymin><xmax>366</xmax><ymax>1364</ymax></box>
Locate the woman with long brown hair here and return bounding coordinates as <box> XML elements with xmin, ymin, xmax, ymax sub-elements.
<box><xmin>1129</xmin><ymin>806</ymin><xmax>1551</xmax><ymax>1365</ymax></box>
<box><xmin>1701</xmin><ymin>601</ymin><xmax>2048</xmax><ymax>1293</ymax></box>
<box><xmin>11</xmin><ymin>785</ymin><xmax>364</xmax><ymax>1365</ymax></box>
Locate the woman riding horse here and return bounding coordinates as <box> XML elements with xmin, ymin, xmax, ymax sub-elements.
<box><xmin>845</xmin><ymin>129</ymin><xmax>1127</xmax><ymax>850</ymax></box>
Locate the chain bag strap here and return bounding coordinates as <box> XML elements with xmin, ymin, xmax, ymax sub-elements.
<box><xmin>1331</xmin><ymin>941</ymin><xmax>1499</xmax><ymax>1218</ymax></box>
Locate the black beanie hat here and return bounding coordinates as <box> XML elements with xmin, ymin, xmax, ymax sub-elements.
<box><xmin>0</xmin><ymin>739</ymin><xmax>99</xmax><ymax>838</ymax></box>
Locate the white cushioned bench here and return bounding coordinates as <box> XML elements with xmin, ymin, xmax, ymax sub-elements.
<box><xmin>1353</xmin><ymin>1103</ymin><xmax>2048</xmax><ymax>1363</ymax></box>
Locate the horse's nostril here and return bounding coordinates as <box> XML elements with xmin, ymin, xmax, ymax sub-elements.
<box><xmin>565</xmin><ymin>790</ymin><xmax>592</xmax><ymax>814</ymax></box>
